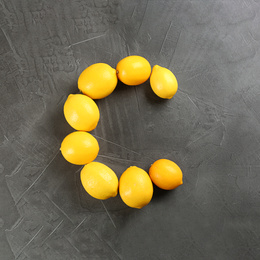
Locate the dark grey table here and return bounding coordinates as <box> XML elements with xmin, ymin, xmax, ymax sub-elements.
<box><xmin>1</xmin><ymin>1</ymin><xmax>260</xmax><ymax>259</ymax></box>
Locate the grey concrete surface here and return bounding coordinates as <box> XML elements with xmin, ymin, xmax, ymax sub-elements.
<box><xmin>1</xmin><ymin>0</ymin><xmax>260</xmax><ymax>259</ymax></box>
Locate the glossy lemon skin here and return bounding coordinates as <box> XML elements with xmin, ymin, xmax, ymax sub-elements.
<box><xmin>78</xmin><ymin>63</ymin><xmax>118</xmax><ymax>99</ymax></box>
<box><xmin>116</xmin><ymin>55</ymin><xmax>151</xmax><ymax>86</ymax></box>
<box><xmin>60</xmin><ymin>131</ymin><xmax>99</xmax><ymax>165</ymax></box>
<box><xmin>149</xmin><ymin>159</ymin><xmax>183</xmax><ymax>190</ymax></box>
<box><xmin>80</xmin><ymin>162</ymin><xmax>118</xmax><ymax>200</ymax></box>
<box><xmin>64</xmin><ymin>94</ymin><xmax>100</xmax><ymax>131</ymax></box>
<box><xmin>150</xmin><ymin>65</ymin><xmax>178</xmax><ymax>99</ymax></box>
<box><xmin>119</xmin><ymin>166</ymin><xmax>153</xmax><ymax>209</ymax></box>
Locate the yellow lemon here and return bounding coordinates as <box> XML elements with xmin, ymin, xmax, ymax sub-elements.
<box><xmin>80</xmin><ymin>162</ymin><xmax>118</xmax><ymax>200</ymax></box>
<box><xmin>116</xmin><ymin>55</ymin><xmax>151</xmax><ymax>86</ymax></box>
<box><xmin>150</xmin><ymin>65</ymin><xmax>178</xmax><ymax>99</ymax></box>
<box><xmin>78</xmin><ymin>63</ymin><xmax>118</xmax><ymax>99</ymax></box>
<box><xmin>119</xmin><ymin>166</ymin><xmax>153</xmax><ymax>209</ymax></box>
<box><xmin>60</xmin><ymin>131</ymin><xmax>99</xmax><ymax>165</ymax></box>
<box><xmin>63</xmin><ymin>94</ymin><xmax>100</xmax><ymax>131</ymax></box>
<box><xmin>149</xmin><ymin>159</ymin><xmax>183</xmax><ymax>190</ymax></box>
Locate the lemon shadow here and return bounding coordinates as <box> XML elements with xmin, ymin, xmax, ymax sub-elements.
<box><xmin>152</xmin><ymin>185</ymin><xmax>175</xmax><ymax>203</ymax></box>
<box><xmin>143</xmin><ymin>80</ymin><xmax>174</xmax><ymax>106</ymax></box>
<box><xmin>112</xmin><ymin>80</ymin><xmax>134</xmax><ymax>95</ymax></box>
<box><xmin>45</xmin><ymin>85</ymin><xmax>81</xmax><ymax>141</ymax></box>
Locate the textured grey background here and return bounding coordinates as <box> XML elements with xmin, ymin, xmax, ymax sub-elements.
<box><xmin>0</xmin><ymin>0</ymin><xmax>260</xmax><ymax>259</ymax></box>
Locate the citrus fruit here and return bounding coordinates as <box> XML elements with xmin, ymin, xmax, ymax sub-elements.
<box><xmin>80</xmin><ymin>162</ymin><xmax>118</xmax><ymax>200</ymax></box>
<box><xmin>150</xmin><ymin>65</ymin><xmax>178</xmax><ymax>99</ymax></box>
<box><xmin>60</xmin><ymin>131</ymin><xmax>99</xmax><ymax>165</ymax></box>
<box><xmin>149</xmin><ymin>159</ymin><xmax>183</xmax><ymax>190</ymax></box>
<box><xmin>78</xmin><ymin>63</ymin><xmax>118</xmax><ymax>99</ymax></box>
<box><xmin>116</xmin><ymin>55</ymin><xmax>151</xmax><ymax>86</ymax></box>
<box><xmin>119</xmin><ymin>166</ymin><xmax>153</xmax><ymax>209</ymax></box>
<box><xmin>63</xmin><ymin>94</ymin><xmax>100</xmax><ymax>131</ymax></box>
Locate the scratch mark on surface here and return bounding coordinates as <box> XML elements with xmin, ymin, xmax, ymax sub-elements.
<box><xmin>164</xmin><ymin>103</ymin><xmax>175</xmax><ymax>110</ymax></box>
<box><xmin>44</xmin><ymin>194</ymin><xmax>74</xmax><ymax>224</ymax></box>
<box><xmin>247</xmin><ymin>166</ymin><xmax>251</xmax><ymax>195</ymax></box>
<box><xmin>70</xmin><ymin>217</ymin><xmax>87</xmax><ymax>234</ymax></box>
<box><xmin>253</xmin><ymin>150</ymin><xmax>260</xmax><ymax>163</ymax></box>
<box><xmin>186</xmin><ymin>125</ymin><xmax>223</xmax><ymax>148</ymax></box>
<box><xmin>75</xmin><ymin>165</ymin><xmax>84</xmax><ymax>174</ymax></box>
<box><xmin>186</xmin><ymin>93</ymin><xmax>199</xmax><ymax>110</ymax></box>
<box><xmin>219</xmin><ymin>119</ymin><xmax>226</xmax><ymax>146</ymax></box>
<box><xmin>56</xmin><ymin>95</ymin><xmax>67</xmax><ymax>107</ymax></box>
<box><xmin>98</xmin><ymin>154</ymin><xmax>143</xmax><ymax>164</ymax></box>
<box><xmin>15</xmin><ymin>149</ymin><xmax>60</xmax><ymax>205</ymax></box>
<box><xmin>241</xmin><ymin>95</ymin><xmax>260</xmax><ymax>126</ymax></box>
<box><xmin>168</xmin><ymin>30</ymin><xmax>182</xmax><ymax>67</ymax></box>
<box><xmin>195</xmin><ymin>171</ymin><xmax>201</xmax><ymax>188</ymax></box>
<box><xmin>177</xmin><ymin>89</ymin><xmax>194</xmax><ymax>96</ymax></box>
<box><xmin>6</xmin><ymin>50</ymin><xmax>25</xmax><ymax>101</ymax></box>
<box><xmin>41</xmin><ymin>220</ymin><xmax>64</xmax><ymax>245</ymax></box>
<box><xmin>147</xmin><ymin>33</ymin><xmax>151</xmax><ymax>41</ymax></box>
<box><xmin>13</xmin><ymin>80</ymin><xmax>25</xmax><ymax>102</ymax></box>
<box><xmin>246</xmin><ymin>224</ymin><xmax>260</xmax><ymax>241</ymax></box>
<box><xmin>181</xmin><ymin>228</ymin><xmax>204</xmax><ymax>256</ymax></box>
<box><xmin>206</xmin><ymin>180</ymin><xmax>234</xmax><ymax>216</ymax></box>
<box><xmin>137</xmin><ymin>0</ymin><xmax>149</xmax><ymax>34</ymax></box>
<box><xmin>183</xmin><ymin>72</ymin><xmax>202</xmax><ymax>82</ymax></box>
<box><xmin>91</xmin><ymin>229</ymin><xmax>122</xmax><ymax>259</ymax></box>
<box><xmin>0</xmin><ymin>27</ymin><xmax>16</xmax><ymax>54</ymax></box>
<box><xmin>159</xmin><ymin>21</ymin><xmax>172</xmax><ymax>54</ymax></box>
<box><xmin>117</xmin><ymin>30</ymin><xmax>126</xmax><ymax>42</ymax></box>
<box><xmin>6</xmin><ymin>160</ymin><xmax>24</xmax><ymax>177</ymax></box>
<box><xmin>101</xmin><ymin>200</ymin><xmax>116</xmax><ymax>229</ymax></box>
<box><xmin>67</xmin><ymin>33</ymin><xmax>106</xmax><ymax>48</ymax></box>
<box><xmin>64</xmin><ymin>237</ymin><xmax>80</xmax><ymax>253</ymax></box>
<box><xmin>243</xmin><ymin>247</ymin><xmax>258</xmax><ymax>260</ymax></box>
<box><xmin>228</xmin><ymin>174</ymin><xmax>241</xmax><ymax>191</ymax></box>
<box><xmin>15</xmin><ymin>226</ymin><xmax>44</xmax><ymax>259</ymax></box>
<box><xmin>134</xmin><ymin>87</ymin><xmax>141</xmax><ymax>114</ymax></box>
<box><xmin>179</xmin><ymin>90</ymin><xmax>247</xmax><ymax>118</ymax></box>
<box><xmin>93</xmin><ymin>135</ymin><xmax>154</xmax><ymax>162</ymax></box>
<box><xmin>6</xmin><ymin>217</ymin><xmax>24</xmax><ymax>232</ymax></box>
<box><xmin>131</xmin><ymin>6</ymin><xmax>136</xmax><ymax>18</ymax></box>
<box><xmin>126</xmin><ymin>44</ymin><xmax>131</xmax><ymax>56</ymax></box>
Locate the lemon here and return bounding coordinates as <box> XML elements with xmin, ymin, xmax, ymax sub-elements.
<box><xmin>63</xmin><ymin>94</ymin><xmax>100</xmax><ymax>131</ymax></box>
<box><xmin>119</xmin><ymin>166</ymin><xmax>153</xmax><ymax>209</ymax></box>
<box><xmin>149</xmin><ymin>159</ymin><xmax>183</xmax><ymax>190</ymax></box>
<box><xmin>78</xmin><ymin>63</ymin><xmax>118</xmax><ymax>99</ymax></box>
<box><xmin>150</xmin><ymin>65</ymin><xmax>178</xmax><ymax>99</ymax></box>
<box><xmin>116</xmin><ymin>55</ymin><xmax>151</xmax><ymax>86</ymax></box>
<box><xmin>60</xmin><ymin>131</ymin><xmax>99</xmax><ymax>165</ymax></box>
<box><xmin>80</xmin><ymin>162</ymin><xmax>118</xmax><ymax>200</ymax></box>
